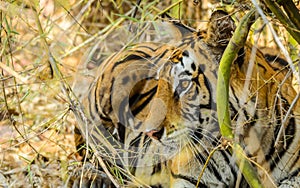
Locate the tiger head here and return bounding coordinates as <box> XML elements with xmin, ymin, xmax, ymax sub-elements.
<box><xmin>142</xmin><ymin>49</ymin><xmax>216</xmax><ymax>148</ymax></box>
<box><xmin>138</xmin><ymin>10</ymin><xmax>236</xmax><ymax>154</ymax></box>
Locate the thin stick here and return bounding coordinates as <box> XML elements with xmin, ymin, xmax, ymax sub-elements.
<box><xmin>0</xmin><ymin>61</ymin><xmax>28</xmax><ymax>84</ymax></box>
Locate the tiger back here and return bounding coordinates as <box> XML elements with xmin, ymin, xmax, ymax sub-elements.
<box><xmin>72</xmin><ymin>10</ymin><xmax>300</xmax><ymax>187</ymax></box>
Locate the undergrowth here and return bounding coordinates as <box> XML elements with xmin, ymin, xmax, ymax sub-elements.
<box><xmin>0</xmin><ymin>0</ymin><xmax>298</xmax><ymax>187</ymax></box>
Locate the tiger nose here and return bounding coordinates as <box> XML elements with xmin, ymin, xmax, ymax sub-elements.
<box><xmin>145</xmin><ymin>128</ymin><xmax>164</xmax><ymax>140</ymax></box>
<box><xmin>146</xmin><ymin>129</ymin><xmax>158</xmax><ymax>138</ymax></box>
<box><xmin>143</xmin><ymin>98</ymin><xmax>167</xmax><ymax>132</ymax></box>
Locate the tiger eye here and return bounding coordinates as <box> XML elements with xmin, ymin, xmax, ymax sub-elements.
<box><xmin>180</xmin><ymin>80</ymin><xmax>190</xmax><ymax>89</ymax></box>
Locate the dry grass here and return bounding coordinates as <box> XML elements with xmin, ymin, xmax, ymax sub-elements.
<box><xmin>0</xmin><ymin>1</ymin><xmax>209</xmax><ymax>187</ymax></box>
<box><xmin>0</xmin><ymin>0</ymin><xmax>88</xmax><ymax>187</ymax></box>
<box><xmin>0</xmin><ymin>0</ymin><xmax>298</xmax><ymax>187</ymax></box>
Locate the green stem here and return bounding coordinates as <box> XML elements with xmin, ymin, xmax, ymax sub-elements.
<box><xmin>216</xmin><ymin>8</ymin><xmax>263</xmax><ymax>188</ymax></box>
<box><xmin>217</xmin><ymin>9</ymin><xmax>255</xmax><ymax>139</ymax></box>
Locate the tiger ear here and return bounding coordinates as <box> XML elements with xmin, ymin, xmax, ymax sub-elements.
<box><xmin>160</xmin><ymin>13</ymin><xmax>196</xmax><ymax>39</ymax></box>
<box><xmin>205</xmin><ymin>10</ymin><xmax>236</xmax><ymax>47</ymax></box>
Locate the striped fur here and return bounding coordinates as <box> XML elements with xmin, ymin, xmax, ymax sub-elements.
<box><xmin>73</xmin><ymin>10</ymin><xmax>300</xmax><ymax>187</ymax></box>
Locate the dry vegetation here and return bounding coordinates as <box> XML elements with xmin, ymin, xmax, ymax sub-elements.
<box><xmin>0</xmin><ymin>0</ymin><xmax>299</xmax><ymax>187</ymax></box>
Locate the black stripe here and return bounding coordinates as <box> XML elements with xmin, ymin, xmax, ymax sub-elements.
<box><xmin>193</xmin><ymin>126</ymin><xmax>203</xmax><ymax>142</ymax></box>
<box><xmin>194</xmin><ymin>152</ymin><xmax>223</xmax><ymax>181</ymax></box>
<box><xmin>111</xmin><ymin>54</ymin><xmax>143</xmax><ymax>71</ymax></box>
<box><xmin>290</xmin><ymin>150</ymin><xmax>300</xmax><ymax>171</ymax></box>
<box><xmin>257</xmin><ymin>63</ymin><xmax>267</xmax><ymax>73</ymax></box>
<box><xmin>93</xmin><ymin>81</ymin><xmax>102</xmax><ymax>120</ymax></box>
<box><xmin>268</xmin><ymin>117</ymin><xmax>296</xmax><ymax>170</ymax></box>
<box><xmin>229</xmin><ymin>85</ymin><xmax>239</xmax><ymax>106</ymax></box>
<box><xmin>107</xmin><ymin>77</ymin><xmax>115</xmax><ymax>115</ymax></box>
<box><xmin>178</xmin><ymin>71</ymin><xmax>192</xmax><ymax>76</ymax></box>
<box><xmin>171</xmin><ymin>170</ymin><xmax>208</xmax><ymax>188</ymax></box>
<box><xmin>265</xmin><ymin>123</ymin><xmax>279</xmax><ymax>162</ymax></box>
<box><xmin>88</xmin><ymin>87</ymin><xmax>96</xmax><ymax>120</ymax></box>
<box><xmin>128</xmin><ymin>132</ymin><xmax>143</xmax><ymax>176</ymax></box>
<box><xmin>229</xmin><ymin>101</ymin><xmax>238</xmax><ymax>121</ymax></box>
<box><xmin>151</xmin><ymin>185</ymin><xmax>163</xmax><ymax>188</ymax></box>
<box><xmin>134</xmin><ymin>49</ymin><xmax>154</xmax><ymax>58</ymax></box>
<box><xmin>278</xmin><ymin>168</ymin><xmax>300</xmax><ymax>183</ymax></box>
<box><xmin>182</xmin><ymin>110</ymin><xmax>198</xmax><ymax>121</ymax></box>
<box><xmin>136</xmin><ymin>45</ymin><xmax>157</xmax><ymax>52</ymax></box>
<box><xmin>208</xmin><ymin>158</ymin><xmax>223</xmax><ymax>182</ymax></box>
<box><xmin>202</xmin><ymin>72</ymin><xmax>213</xmax><ymax>108</ymax></box>
<box><xmin>219</xmin><ymin>149</ymin><xmax>238</xmax><ymax>182</ymax></box>
<box><xmin>264</xmin><ymin>54</ymin><xmax>288</xmax><ymax>67</ymax></box>
<box><xmin>153</xmin><ymin>49</ymin><xmax>170</xmax><ymax>65</ymax></box>
<box><xmin>140</xmin><ymin>136</ymin><xmax>152</xmax><ymax>159</ymax></box>
<box><xmin>151</xmin><ymin>162</ymin><xmax>162</xmax><ymax>175</ymax></box>
<box><xmin>190</xmin><ymin>86</ymin><xmax>200</xmax><ymax>100</ymax></box>
<box><xmin>118</xmin><ymin>96</ymin><xmax>129</xmax><ymax>127</ymax></box>
<box><xmin>99</xmin><ymin>114</ymin><xmax>111</xmax><ymax>122</ymax></box>
<box><xmin>129</xmin><ymin>132</ymin><xmax>142</xmax><ymax>147</ymax></box>
<box><xmin>197</xmin><ymin>46</ymin><xmax>209</xmax><ymax>61</ymax></box>
<box><xmin>117</xmin><ymin>122</ymin><xmax>126</xmax><ymax>143</ymax></box>
<box><xmin>181</xmin><ymin>36</ymin><xmax>194</xmax><ymax>45</ymax></box>
<box><xmin>199</xmin><ymin>102</ymin><xmax>215</xmax><ymax>110</ymax></box>
<box><xmin>130</xmin><ymin>85</ymin><xmax>158</xmax><ymax>116</ymax></box>
<box><xmin>190</xmin><ymin>39</ymin><xmax>196</xmax><ymax>48</ymax></box>
<box><xmin>235</xmin><ymin>48</ymin><xmax>245</xmax><ymax>68</ymax></box>
<box><xmin>173</xmin><ymin>21</ymin><xmax>196</xmax><ymax>36</ymax></box>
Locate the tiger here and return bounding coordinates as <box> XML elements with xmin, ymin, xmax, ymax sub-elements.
<box><xmin>72</xmin><ymin>10</ymin><xmax>300</xmax><ymax>187</ymax></box>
